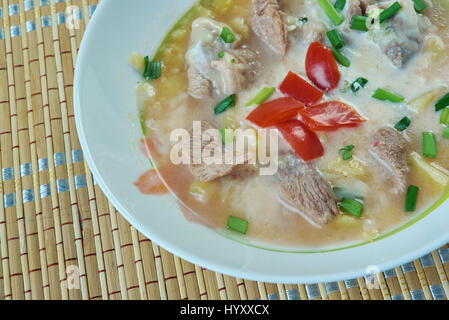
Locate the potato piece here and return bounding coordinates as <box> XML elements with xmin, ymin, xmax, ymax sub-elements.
<box><xmin>129</xmin><ymin>52</ymin><xmax>145</xmax><ymax>73</ymax></box>
<box><xmin>324</xmin><ymin>156</ymin><xmax>368</xmax><ymax>180</ymax></box>
<box><xmin>190</xmin><ymin>179</ymin><xmax>219</xmax><ymax>202</ymax></box>
<box><xmin>230</xmin><ymin>17</ymin><xmax>249</xmax><ymax>39</ymax></box>
<box><xmin>194</xmin><ymin>6</ymin><xmax>215</xmax><ymax>19</ymax></box>
<box><xmin>423</xmin><ymin>35</ymin><xmax>446</xmax><ymax>66</ymax></box>
<box><xmin>210</xmin><ymin>0</ymin><xmax>233</xmax><ymax>13</ymax></box>
<box><xmin>333</xmin><ymin>214</ymin><xmax>360</xmax><ymax>228</ymax></box>
<box><xmin>409</xmin><ymin>152</ymin><xmax>449</xmax><ymax>187</ymax></box>
<box><xmin>408</xmin><ymin>87</ymin><xmax>447</xmax><ymax>113</ymax></box>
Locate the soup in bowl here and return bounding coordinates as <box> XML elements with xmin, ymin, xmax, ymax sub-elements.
<box><xmin>131</xmin><ymin>0</ymin><xmax>449</xmax><ymax>250</ymax></box>
<box><xmin>75</xmin><ymin>0</ymin><xmax>449</xmax><ymax>282</ymax></box>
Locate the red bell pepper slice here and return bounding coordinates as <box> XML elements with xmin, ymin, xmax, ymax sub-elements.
<box><xmin>246</xmin><ymin>97</ymin><xmax>304</xmax><ymax>128</ymax></box>
<box><xmin>276</xmin><ymin>119</ymin><xmax>324</xmax><ymax>162</ymax></box>
<box><xmin>299</xmin><ymin>100</ymin><xmax>366</xmax><ymax>131</ymax></box>
<box><xmin>305</xmin><ymin>42</ymin><xmax>341</xmax><ymax>91</ymax></box>
<box><xmin>134</xmin><ymin>169</ymin><xmax>169</xmax><ymax>195</ymax></box>
<box><xmin>279</xmin><ymin>71</ymin><xmax>323</xmax><ymax>106</ymax></box>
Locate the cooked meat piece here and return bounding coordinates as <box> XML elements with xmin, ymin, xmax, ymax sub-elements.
<box><xmin>370</xmin><ymin>127</ymin><xmax>409</xmax><ymax>195</ymax></box>
<box><xmin>298</xmin><ymin>21</ymin><xmax>326</xmax><ymax>43</ymax></box>
<box><xmin>368</xmin><ymin>0</ymin><xmax>423</xmax><ymax>67</ymax></box>
<box><xmin>251</xmin><ymin>0</ymin><xmax>288</xmax><ymax>56</ymax></box>
<box><xmin>189</xmin><ymin>121</ymin><xmax>256</xmax><ymax>182</ymax></box>
<box><xmin>187</xmin><ymin>66</ymin><xmax>212</xmax><ymax>99</ymax></box>
<box><xmin>186</xmin><ymin>18</ymin><xmax>259</xmax><ymax>99</ymax></box>
<box><xmin>211</xmin><ymin>48</ymin><xmax>259</xmax><ymax>94</ymax></box>
<box><xmin>189</xmin><ymin>121</ymin><xmax>234</xmax><ymax>182</ymax></box>
<box><xmin>383</xmin><ymin>41</ymin><xmax>418</xmax><ymax>68</ymax></box>
<box><xmin>277</xmin><ymin>154</ymin><xmax>338</xmax><ymax>226</ymax></box>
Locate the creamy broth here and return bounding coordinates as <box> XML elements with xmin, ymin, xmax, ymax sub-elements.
<box><xmin>135</xmin><ymin>0</ymin><xmax>449</xmax><ymax>249</ymax></box>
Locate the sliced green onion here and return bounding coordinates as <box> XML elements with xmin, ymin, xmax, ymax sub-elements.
<box><xmin>350</xmin><ymin>15</ymin><xmax>369</xmax><ymax>31</ymax></box>
<box><xmin>339</xmin><ymin>145</ymin><xmax>355</xmax><ymax>160</ymax></box>
<box><xmin>372</xmin><ymin>88</ymin><xmax>405</xmax><ymax>103</ymax></box>
<box><xmin>422</xmin><ymin>132</ymin><xmax>437</xmax><ymax>158</ymax></box>
<box><xmin>227</xmin><ymin>216</ymin><xmax>248</xmax><ymax>234</ymax></box>
<box><xmin>351</xmin><ymin>77</ymin><xmax>368</xmax><ymax>93</ymax></box>
<box><xmin>394</xmin><ymin>117</ymin><xmax>411</xmax><ymax>132</ymax></box>
<box><xmin>379</xmin><ymin>2</ymin><xmax>402</xmax><ymax>24</ymax></box>
<box><xmin>334</xmin><ymin>0</ymin><xmax>347</xmax><ymax>11</ymax></box>
<box><xmin>412</xmin><ymin>0</ymin><xmax>428</xmax><ymax>12</ymax></box>
<box><xmin>443</xmin><ymin>126</ymin><xmax>449</xmax><ymax>139</ymax></box>
<box><xmin>339</xmin><ymin>198</ymin><xmax>364</xmax><ymax>218</ymax></box>
<box><xmin>300</xmin><ymin>17</ymin><xmax>309</xmax><ymax>23</ymax></box>
<box><xmin>327</xmin><ymin>29</ymin><xmax>345</xmax><ymax>49</ymax></box>
<box><xmin>218</xmin><ymin>51</ymin><xmax>225</xmax><ymax>58</ymax></box>
<box><xmin>405</xmin><ymin>185</ymin><xmax>419</xmax><ymax>212</ymax></box>
<box><xmin>332</xmin><ymin>48</ymin><xmax>351</xmax><ymax>67</ymax></box>
<box><xmin>143</xmin><ymin>57</ymin><xmax>162</xmax><ymax>80</ymax></box>
<box><xmin>221</xmin><ymin>27</ymin><xmax>236</xmax><ymax>44</ymax></box>
<box><xmin>317</xmin><ymin>0</ymin><xmax>345</xmax><ymax>26</ymax></box>
<box><xmin>435</xmin><ymin>92</ymin><xmax>449</xmax><ymax>111</ymax></box>
<box><xmin>440</xmin><ymin>108</ymin><xmax>449</xmax><ymax>125</ymax></box>
<box><xmin>246</xmin><ymin>87</ymin><xmax>276</xmax><ymax>106</ymax></box>
<box><xmin>214</xmin><ymin>94</ymin><xmax>236</xmax><ymax>115</ymax></box>
<box><xmin>219</xmin><ymin>128</ymin><xmax>233</xmax><ymax>145</ymax></box>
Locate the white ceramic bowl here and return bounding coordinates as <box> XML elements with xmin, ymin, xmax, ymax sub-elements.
<box><xmin>74</xmin><ymin>0</ymin><xmax>449</xmax><ymax>283</ymax></box>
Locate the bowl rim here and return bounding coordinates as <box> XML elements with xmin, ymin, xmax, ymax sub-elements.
<box><xmin>74</xmin><ymin>0</ymin><xmax>449</xmax><ymax>284</ymax></box>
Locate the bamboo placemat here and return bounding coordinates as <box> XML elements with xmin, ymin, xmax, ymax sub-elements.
<box><xmin>0</xmin><ymin>0</ymin><xmax>448</xmax><ymax>301</ymax></box>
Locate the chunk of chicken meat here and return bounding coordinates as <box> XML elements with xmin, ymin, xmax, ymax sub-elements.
<box><xmin>370</xmin><ymin>127</ymin><xmax>409</xmax><ymax>195</ymax></box>
<box><xmin>277</xmin><ymin>154</ymin><xmax>338</xmax><ymax>227</ymax></box>
<box><xmin>367</xmin><ymin>0</ymin><xmax>425</xmax><ymax>67</ymax></box>
<box><xmin>189</xmin><ymin>121</ymin><xmax>256</xmax><ymax>182</ymax></box>
<box><xmin>186</xmin><ymin>18</ymin><xmax>259</xmax><ymax>99</ymax></box>
<box><xmin>251</xmin><ymin>0</ymin><xmax>288</xmax><ymax>56</ymax></box>
<box><xmin>211</xmin><ymin>48</ymin><xmax>259</xmax><ymax>94</ymax></box>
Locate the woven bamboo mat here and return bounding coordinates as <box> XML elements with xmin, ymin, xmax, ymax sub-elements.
<box><xmin>0</xmin><ymin>0</ymin><xmax>448</xmax><ymax>301</ymax></box>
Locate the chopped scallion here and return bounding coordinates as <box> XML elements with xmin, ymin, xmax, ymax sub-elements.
<box><xmin>317</xmin><ymin>0</ymin><xmax>345</xmax><ymax>26</ymax></box>
<box><xmin>331</xmin><ymin>48</ymin><xmax>351</xmax><ymax>67</ymax></box>
<box><xmin>435</xmin><ymin>92</ymin><xmax>449</xmax><ymax>111</ymax></box>
<box><xmin>422</xmin><ymin>132</ymin><xmax>437</xmax><ymax>158</ymax></box>
<box><xmin>372</xmin><ymin>88</ymin><xmax>405</xmax><ymax>103</ymax></box>
<box><xmin>227</xmin><ymin>216</ymin><xmax>248</xmax><ymax>234</ymax></box>
<box><xmin>334</xmin><ymin>0</ymin><xmax>347</xmax><ymax>11</ymax></box>
<box><xmin>379</xmin><ymin>2</ymin><xmax>402</xmax><ymax>24</ymax></box>
<box><xmin>327</xmin><ymin>29</ymin><xmax>345</xmax><ymax>49</ymax></box>
<box><xmin>218</xmin><ymin>51</ymin><xmax>225</xmax><ymax>58</ymax></box>
<box><xmin>405</xmin><ymin>185</ymin><xmax>419</xmax><ymax>212</ymax></box>
<box><xmin>215</xmin><ymin>94</ymin><xmax>237</xmax><ymax>115</ymax></box>
<box><xmin>394</xmin><ymin>117</ymin><xmax>411</xmax><ymax>132</ymax></box>
<box><xmin>440</xmin><ymin>108</ymin><xmax>449</xmax><ymax>125</ymax></box>
<box><xmin>443</xmin><ymin>126</ymin><xmax>449</xmax><ymax>139</ymax></box>
<box><xmin>351</xmin><ymin>77</ymin><xmax>368</xmax><ymax>93</ymax></box>
<box><xmin>412</xmin><ymin>0</ymin><xmax>428</xmax><ymax>12</ymax></box>
<box><xmin>350</xmin><ymin>15</ymin><xmax>369</xmax><ymax>31</ymax></box>
<box><xmin>339</xmin><ymin>145</ymin><xmax>355</xmax><ymax>160</ymax></box>
<box><xmin>300</xmin><ymin>17</ymin><xmax>309</xmax><ymax>23</ymax></box>
<box><xmin>219</xmin><ymin>128</ymin><xmax>233</xmax><ymax>145</ymax></box>
<box><xmin>339</xmin><ymin>198</ymin><xmax>364</xmax><ymax>218</ymax></box>
<box><xmin>221</xmin><ymin>27</ymin><xmax>236</xmax><ymax>44</ymax></box>
<box><xmin>246</xmin><ymin>87</ymin><xmax>276</xmax><ymax>106</ymax></box>
<box><xmin>143</xmin><ymin>57</ymin><xmax>162</xmax><ymax>80</ymax></box>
